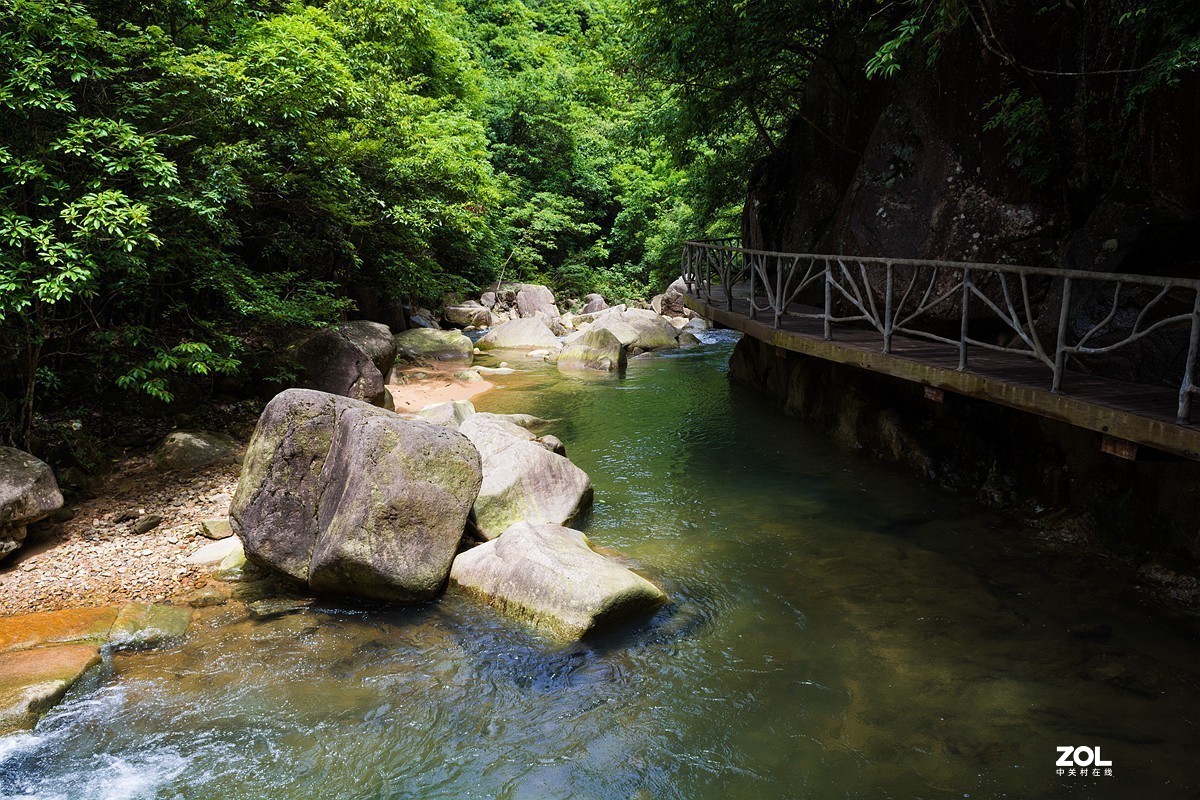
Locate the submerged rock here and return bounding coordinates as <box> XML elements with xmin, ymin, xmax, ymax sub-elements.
<box><xmin>230</xmin><ymin>389</ymin><xmax>482</xmax><ymax>602</ymax></box>
<box><xmin>108</xmin><ymin>603</ymin><xmax>193</xmax><ymax>650</ymax></box>
<box><xmin>458</xmin><ymin>415</ymin><xmax>592</xmax><ymax>539</ymax></box>
<box><xmin>477</xmin><ymin>318</ymin><xmax>563</xmax><ymax>351</ymax></box>
<box><xmin>0</xmin><ymin>644</ymin><xmax>102</xmax><ymax>735</ymax></box>
<box><xmin>557</xmin><ymin>328</ymin><xmax>627</xmax><ymax>374</ymax></box>
<box><xmin>449</xmin><ymin>522</ymin><xmax>666</xmax><ymax>638</ymax></box>
<box><xmin>0</xmin><ymin>447</ymin><xmax>63</xmax><ymax>561</ymax></box>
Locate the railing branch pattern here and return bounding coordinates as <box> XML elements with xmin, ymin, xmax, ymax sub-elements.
<box><xmin>681</xmin><ymin>240</ymin><xmax>1200</xmax><ymax>425</ymax></box>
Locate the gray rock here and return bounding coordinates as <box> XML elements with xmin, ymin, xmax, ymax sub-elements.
<box><xmin>678</xmin><ymin>332</ymin><xmax>701</xmax><ymax>348</ymax></box>
<box><xmin>557</xmin><ymin>328</ymin><xmax>627</xmax><ymax>373</ymax></box>
<box><xmin>591</xmin><ymin>309</ymin><xmax>680</xmax><ymax>350</ymax></box>
<box><xmin>415</xmin><ymin>400</ymin><xmax>477</xmax><ymax>429</ymax></box>
<box><xmin>199</xmin><ymin>518</ymin><xmax>233</xmax><ymax>540</ymax></box>
<box><xmin>480</xmin><ymin>291</ymin><xmax>497</xmax><ymax>309</ymax></box>
<box><xmin>477</xmin><ymin>318</ymin><xmax>563</xmax><ymax>351</ymax></box>
<box><xmin>457</xmin><ymin>415</ymin><xmax>592</xmax><ymax>539</ymax></box>
<box><xmin>454</xmin><ymin>369</ymin><xmax>484</xmax><ymax>383</ymax></box>
<box><xmin>392</xmin><ymin>328</ymin><xmax>474</xmax><ymax>365</ymax></box>
<box><xmin>444</xmin><ymin>304</ymin><xmax>493</xmax><ymax>328</ymax></box>
<box><xmin>0</xmin><ymin>448</ymin><xmax>63</xmax><ymax>561</ymax></box>
<box><xmin>290</xmin><ymin>328</ymin><xmax>388</xmax><ymax>407</ymax></box>
<box><xmin>187</xmin><ymin>536</ymin><xmax>242</xmax><ymax>565</ymax></box>
<box><xmin>573</xmin><ymin>304</ymin><xmax>626</xmax><ymax>325</ymax></box>
<box><xmin>581</xmin><ymin>294</ymin><xmax>608</xmax><ymax>314</ymax></box>
<box><xmin>336</xmin><ymin>320</ymin><xmax>397</xmax><ymax>377</ymax></box>
<box><xmin>230</xmin><ymin>389</ymin><xmax>483</xmax><ymax>602</ymax></box>
<box><xmin>449</xmin><ymin>522</ymin><xmax>666</xmax><ymax>638</ymax></box>
<box><xmin>132</xmin><ymin>514</ymin><xmax>163</xmax><ymax>535</ymax></box>
<box><xmin>152</xmin><ymin>431</ymin><xmax>242</xmax><ymax>471</ymax></box>
<box><xmin>515</xmin><ymin>284</ymin><xmax>560</xmax><ymax>319</ymax></box>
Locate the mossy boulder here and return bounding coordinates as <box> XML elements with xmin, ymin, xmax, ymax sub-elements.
<box><xmin>392</xmin><ymin>328</ymin><xmax>474</xmax><ymax>366</ymax></box>
<box><xmin>557</xmin><ymin>328</ymin><xmax>627</xmax><ymax>374</ymax></box>
<box><xmin>152</xmin><ymin>430</ymin><xmax>242</xmax><ymax>471</ymax></box>
<box><xmin>230</xmin><ymin>389</ymin><xmax>483</xmax><ymax>602</ymax></box>
<box><xmin>108</xmin><ymin>603</ymin><xmax>193</xmax><ymax>650</ymax></box>
<box><xmin>0</xmin><ymin>644</ymin><xmax>102</xmax><ymax>735</ymax></box>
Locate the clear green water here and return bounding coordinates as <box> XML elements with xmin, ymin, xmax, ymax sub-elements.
<box><xmin>3</xmin><ymin>334</ymin><xmax>1199</xmax><ymax>799</ymax></box>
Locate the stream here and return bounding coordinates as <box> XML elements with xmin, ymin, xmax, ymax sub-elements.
<box><xmin>2</xmin><ymin>332</ymin><xmax>1198</xmax><ymax>799</ymax></box>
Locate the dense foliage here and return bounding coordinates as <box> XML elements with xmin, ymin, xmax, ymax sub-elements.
<box><xmin>0</xmin><ymin>0</ymin><xmax>740</xmax><ymax>445</ymax></box>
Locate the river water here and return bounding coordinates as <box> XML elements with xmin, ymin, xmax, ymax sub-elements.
<box><xmin>2</xmin><ymin>333</ymin><xmax>1199</xmax><ymax>799</ymax></box>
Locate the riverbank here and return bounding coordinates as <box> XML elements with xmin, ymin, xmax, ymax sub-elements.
<box><xmin>0</xmin><ymin>372</ymin><xmax>498</xmax><ymax>617</ymax></box>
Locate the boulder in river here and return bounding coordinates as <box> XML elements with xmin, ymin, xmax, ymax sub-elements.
<box><xmin>0</xmin><ymin>447</ymin><xmax>63</xmax><ymax>561</ymax></box>
<box><xmin>152</xmin><ymin>430</ymin><xmax>242</xmax><ymax>471</ymax></box>
<box><xmin>449</xmin><ymin>521</ymin><xmax>667</xmax><ymax>638</ymax></box>
<box><xmin>557</xmin><ymin>328</ymin><xmax>627</xmax><ymax>373</ymax></box>
<box><xmin>230</xmin><ymin>389</ymin><xmax>483</xmax><ymax>602</ymax></box>
<box><xmin>392</xmin><ymin>328</ymin><xmax>474</xmax><ymax>366</ymax></box>
<box><xmin>477</xmin><ymin>318</ymin><xmax>563</xmax><ymax>351</ymax></box>
<box><xmin>457</xmin><ymin>414</ymin><xmax>592</xmax><ymax>539</ymax></box>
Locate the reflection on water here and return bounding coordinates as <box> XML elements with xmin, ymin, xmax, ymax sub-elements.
<box><xmin>3</xmin><ymin>332</ymin><xmax>1199</xmax><ymax>799</ymax></box>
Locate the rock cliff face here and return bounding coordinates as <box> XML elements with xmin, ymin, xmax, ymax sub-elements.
<box><xmin>744</xmin><ymin>4</ymin><xmax>1200</xmax><ymax>279</ymax></box>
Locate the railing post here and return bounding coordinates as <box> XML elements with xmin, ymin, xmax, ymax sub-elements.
<box><xmin>958</xmin><ymin>268</ymin><xmax>971</xmax><ymax>370</ymax></box>
<box><xmin>1052</xmin><ymin>277</ymin><xmax>1073</xmax><ymax>394</ymax></box>
<box><xmin>823</xmin><ymin>259</ymin><xmax>832</xmax><ymax>340</ymax></box>
<box><xmin>774</xmin><ymin>255</ymin><xmax>783</xmax><ymax>329</ymax></box>
<box><xmin>1178</xmin><ymin>288</ymin><xmax>1200</xmax><ymax>423</ymax></box>
<box><xmin>748</xmin><ymin>252</ymin><xmax>757</xmax><ymax>320</ymax></box>
<box><xmin>883</xmin><ymin>262</ymin><xmax>894</xmax><ymax>354</ymax></box>
<box><xmin>725</xmin><ymin>249</ymin><xmax>735</xmax><ymax>311</ymax></box>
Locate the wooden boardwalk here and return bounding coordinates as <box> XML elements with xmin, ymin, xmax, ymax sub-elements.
<box><xmin>685</xmin><ymin>289</ymin><xmax>1200</xmax><ymax>462</ymax></box>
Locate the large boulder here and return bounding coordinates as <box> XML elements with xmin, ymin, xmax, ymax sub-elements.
<box><xmin>581</xmin><ymin>294</ymin><xmax>608</xmax><ymax>314</ymax></box>
<box><xmin>392</xmin><ymin>328</ymin><xmax>473</xmax><ymax>366</ymax></box>
<box><xmin>594</xmin><ymin>309</ymin><xmax>680</xmax><ymax>351</ymax></box>
<box><xmin>290</xmin><ymin>327</ymin><xmax>388</xmax><ymax>407</ymax></box>
<box><xmin>336</xmin><ymin>320</ymin><xmax>397</xmax><ymax>377</ymax></box>
<box><xmin>457</xmin><ymin>415</ymin><xmax>592</xmax><ymax>539</ymax></box>
<box><xmin>477</xmin><ymin>318</ymin><xmax>563</xmax><ymax>351</ymax></box>
<box><xmin>515</xmin><ymin>284</ymin><xmax>560</xmax><ymax>319</ymax></box>
<box><xmin>450</xmin><ymin>522</ymin><xmax>667</xmax><ymax>638</ymax></box>
<box><xmin>230</xmin><ymin>389</ymin><xmax>483</xmax><ymax>602</ymax></box>
<box><xmin>0</xmin><ymin>448</ymin><xmax>63</xmax><ymax>560</ymax></box>
<box><xmin>444</xmin><ymin>303</ymin><xmax>493</xmax><ymax>329</ymax></box>
<box><xmin>415</xmin><ymin>399</ymin><xmax>477</xmax><ymax>428</ymax></box>
<box><xmin>557</xmin><ymin>328</ymin><xmax>627</xmax><ymax>374</ymax></box>
<box><xmin>152</xmin><ymin>430</ymin><xmax>241</xmax><ymax>471</ymax></box>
